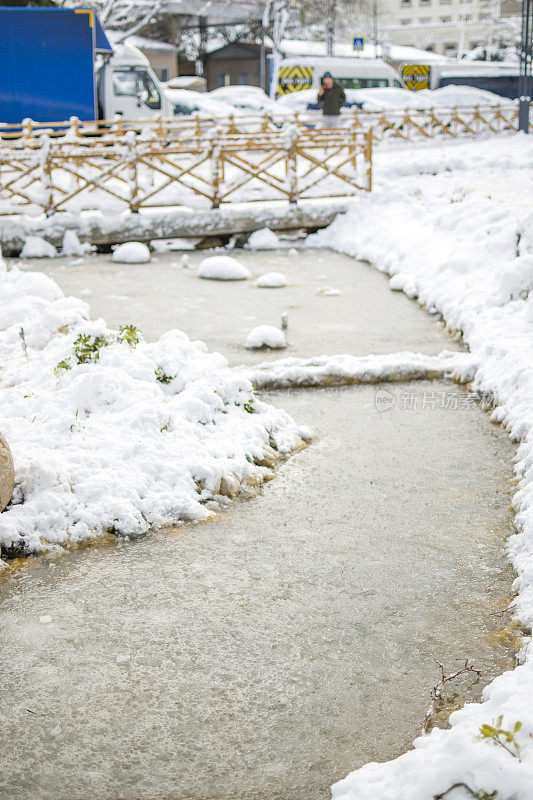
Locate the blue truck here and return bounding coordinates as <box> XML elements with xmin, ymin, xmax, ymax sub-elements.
<box><xmin>0</xmin><ymin>6</ymin><xmax>171</xmax><ymax>124</ymax></box>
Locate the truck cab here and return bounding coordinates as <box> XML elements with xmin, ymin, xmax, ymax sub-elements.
<box><xmin>98</xmin><ymin>39</ymin><xmax>172</xmax><ymax>120</ymax></box>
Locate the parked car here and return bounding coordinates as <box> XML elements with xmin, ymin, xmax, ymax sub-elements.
<box><xmin>163</xmin><ymin>87</ymin><xmax>236</xmax><ymax>118</ymax></box>
<box><xmin>208</xmin><ymin>86</ymin><xmax>294</xmax><ymax>123</ymax></box>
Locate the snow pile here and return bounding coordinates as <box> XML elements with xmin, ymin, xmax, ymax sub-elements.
<box><xmin>246</xmin><ymin>351</ymin><xmax>475</xmax><ymax>390</ymax></box>
<box><xmin>0</xmin><ymin>266</ymin><xmax>309</xmax><ymax>557</ymax></box>
<box><xmin>308</xmin><ymin>134</ymin><xmax>533</xmax><ymax>800</ymax></box>
<box><xmin>61</xmin><ymin>230</ymin><xmax>86</xmax><ymax>258</ymax></box>
<box><xmin>256</xmin><ymin>272</ymin><xmax>288</xmax><ymax>288</ymax></box>
<box><xmin>20</xmin><ymin>236</ymin><xmax>57</xmax><ymax>259</ymax></box>
<box><xmin>198</xmin><ymin>255</ymin><xmax>251</xmax><ymax>281</ymax></box>
<box><xmin>245</xmin><ymin>326</ymin><xmax>287</xmax><ymax>350</ymax></box>
<box><xmin>112</xmin><ymin>241</ymin><xmax>151</xmax><ymax>264</ymax></box>
<box><xmin>247</xmin><ymin>228</ymin><xmax>281</xmax><ymax>250</ymax></box>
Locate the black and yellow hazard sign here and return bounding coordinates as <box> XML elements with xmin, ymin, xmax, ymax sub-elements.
<box><xmin>400</xmin><ymin>64</ymin><xmax>431</xmax><ymax>91</ymax></box>
<box><xmin>277</xmin><ymin>65</ymin><xmax>314</xmax><ymax>94</ymax></box>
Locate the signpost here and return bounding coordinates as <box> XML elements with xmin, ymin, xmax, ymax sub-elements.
<box><xmin>353</xmin><ymin>36</ymin><xmax>365</xmax><ymax>51</ymax></box>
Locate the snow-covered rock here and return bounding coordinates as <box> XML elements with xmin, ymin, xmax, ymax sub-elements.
<box><xmin>112</xmin><ymin>241</ymin><xmax>151</xmax><ymax>264</ymax></box>
<box><xmin>247</xmin><ymin>228</ymin><xmax>280</xmax><ymax>250</ymax></box>
<box><xmin>0</xmin><ymin>432</ymin><xmax>15</xmax><ymax>512</ymax></box>
<box><xmin>256</xmin><ymin>272</ymin><xmax>288</xmax><ymax>288</ymax></box>
<box><xmin>245</xmin><ymin>325</ymin><xmax>286</xmax><ymax>350</ymax></box>
<box><xmin>20</xmin><ymin>236</ymin><xmax>57</xmax><ymax>259</ymax></box>
<box><xmin>198</xmin><ymin>255</ymin><xmax>251</xmax><ymax>281</ymax></box>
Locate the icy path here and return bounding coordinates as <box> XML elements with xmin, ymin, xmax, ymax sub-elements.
<box><xmin>0</xmin><ymin>249</ymin><xmax>516</xmax><ymax>799</ymax></box>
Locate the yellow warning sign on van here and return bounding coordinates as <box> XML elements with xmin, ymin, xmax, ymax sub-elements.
<box><xmin>277</xmin><ymin>65</ymin><xmax>314</xmax><ymax>94</ymax></box>
<box><xmin>401</xmin><ymin>64</ymin><xmax>431</xmax><ymax>91</ymax></box>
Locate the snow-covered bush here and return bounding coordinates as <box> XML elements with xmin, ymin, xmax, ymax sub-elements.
<box><xmin>0</xmin><ymin>266</ymin><xmax>308</xmax><ymax>557</ymax></box>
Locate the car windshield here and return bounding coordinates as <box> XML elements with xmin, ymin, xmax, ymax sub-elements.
<box><xmin>112</xmin><ymin>68</ymin><xmax>161</xmax><ymax>110</ymax></box>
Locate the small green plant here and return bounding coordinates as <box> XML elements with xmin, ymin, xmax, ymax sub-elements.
<box><xmin>73</xmin><ymin>333</ymin><xmax>112</xmax><ymax>364</ymax></box>
<box><xmin>479</xmin><ymin>717</ymin><xmax>522</xmax><ymax>761</ymax></box>
<box><xmin>54</xmin><ymin>358</ymin><xmax>72</xmax><ymax>375</ymax></box>
<box><xmin>55</xmin><ymin>323</ymin><xmax>143</xmax><ymax>374</ymax></box>
<box><xmin>243</xmin><ymin>398</ymin><xmax>256</xmax><ymax>414</ymax></box>
<box><xmin>155</xmin><ymin>367</ymin><xmax>175</xmax><ymax>384</ymax></box>
<box><xmin>117</xmin><ymin>324</ymin><xmax>142</xmax><ymax>348</ymax></box>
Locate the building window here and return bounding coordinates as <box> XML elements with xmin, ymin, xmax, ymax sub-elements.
<box><xmin>217</xmin><ymin>73</ymin><xmax>231</xmax><ymax>87</ymax></box>
<box><xmin>440</xmin><ymin>15</ymin><xmax>452</xmax><ymax>21</ymax></box>
<box><xmin>400</xmin><ymin>0</ymin><xmax>412</xmax><ymax>7</ymax></box>
<box><xmin>420</xmin><ymin>16</ymin><xmax>431</xmax><ymax>22</ymax></box>
<box><xmin>426</xmin><ymin>44</ymin><xmax>436</xmax><ymax>51</ymax></box>
<box><xmin>464</xmin><ymin>13</ymin><xmax>472</xmax><ymax>20</ymax></box>
<box><xmin>420</xmin><ymin>0</ymin><xmax>431</xmax><ymax>5</ymax></box>
<box><xmin>444</xmin><ymin>42</ymin><xmax>457</xmax><ymax>54</ymax></box>
<box><xmin>238</xmin><ymin>72</ymin><xmax>249</xmax><ymax>85</ymax></box>
<box><xmin>400</xmin><ymin>17</ymin><xmax>412</xmax><ymax>24</ymax></box>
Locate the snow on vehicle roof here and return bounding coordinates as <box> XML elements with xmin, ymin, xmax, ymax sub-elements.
<box><xmin>164</xmin><ymin>88</ymin><xmax>237</xmax><ymax>116</ymax></box>
<box><xmin>418</xmin><ymin>85</ymin><xmax>510</xmax><ymax>106</ymax></box>
<box><xmin>275</xmin><ymin>38</ymin><xmax>449</xmax><ymax>63</ymax></box>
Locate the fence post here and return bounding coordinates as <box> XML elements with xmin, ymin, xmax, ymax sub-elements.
<box><xmin>125</xmin><ymin>131</ymin><xmax>140</xmax><ymax>213</ymax></box>
<box><xmin>286</xmin><ymin>126</ymin><xmax>298</xmax><ymax>204</ymax></box>
<box><xmin>210</xmin><ymin>129</ymin><xmax>223</xmax><ymax>209</ymax></box>
<box><xmin>39</xmin><ymin>134</ymin><xmax>54</xmax><ymax>215</ymax></box>
<box><xmin>22</xmin><ymin>118</ymin><xmax>34</xmax><ymax>142</ymax></box>
<box><xmin>363</xmin><ymin>129</ymin><xmax>373</xmax><ymax>192</ymax></box>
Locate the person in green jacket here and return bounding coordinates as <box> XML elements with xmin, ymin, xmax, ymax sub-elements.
<box><xmin>317</xmin><ymin>72</ymin><xmax>346</xmax><ymax>128</ymax></box>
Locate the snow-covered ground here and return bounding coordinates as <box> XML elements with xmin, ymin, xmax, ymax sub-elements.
<box><xmin>305</xmin><ymin>132</ymin><xmax>533</xmax><ymax>799</ymax></box>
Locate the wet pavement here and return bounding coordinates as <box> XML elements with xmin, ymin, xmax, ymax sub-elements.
<box><xmin>0</xmin><ymin>247</ymin><xmax>516</xmax><ymax>800</ymax></box>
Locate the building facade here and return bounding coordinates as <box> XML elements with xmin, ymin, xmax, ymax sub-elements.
<box><xmin>378</xmin><ymin>0</ymin><xmax>520</xmax><ymax>56</ymax></box>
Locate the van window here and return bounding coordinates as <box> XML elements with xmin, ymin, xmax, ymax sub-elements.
<box><xmin>336</xmin><ymin>77</ymin><xmax>390</xmax><ymax>89</ymax></box>
<box><xmin>112</xmin><ymin>68</ymin><xmax>161</xmax><ymax>110</ymax></box>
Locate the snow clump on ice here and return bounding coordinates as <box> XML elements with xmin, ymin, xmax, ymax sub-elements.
<box><xmin>61</xmin><ymin>230</ymin><xmax>86</xmax><ymax>258</ymax></box>
<box><xmin>112</xmin><ymin>242</ymin><xmax>151</xmax><ymax>264</ymax></box>
<box><xmin>256</xmin><ymin>272</ymin><xmax>288</xmax><ymax>288</ymax></box>
<box><xmin>20</xmin><ymin>236</ymin><xmax>57</xmax><ymax>259</ymax></box>
<box><xmin>247</xmin><ymin>228</ymin><xmax>280</xmax><ymax>250</ymax></box>
<box><xmin>245</xmin><ymin>325</ymin><xmax>286</xmax><ymax>350</ymax></box>
<box><xmin>198</xmin><ymin>255</ymin><xmax>251</xmax><ymax>281</ymax></box>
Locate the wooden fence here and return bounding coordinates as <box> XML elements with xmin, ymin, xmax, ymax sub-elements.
<box><xmin>0</xmin><ymin>100</ymin><xmax>527</xmax><ymax>144</ymax></box>
<box><xmin>0</xmin><ymin>127</ymin><xmax>373</xmax><ymax>215</ymax></box>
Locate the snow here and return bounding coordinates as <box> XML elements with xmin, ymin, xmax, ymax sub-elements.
<box><xmin>305</xmin><ymin>132</ymin><xmax>533</xmax><ymax>800</ymax></box>
<box><xmin>0</xmin><ymin>266</ymin><xmax>308</xmax><ymax>556</ymax></box>
<box><xmin>246</xmin><ymin>351</ymin><xmax>474</xmax><ymax>390</ymax></box>
<box><xmin>61</xmin><ymin>230</ymin><xmax>86</xmax><ymax>258</ymax></box>
<box><xmin>112</xmin><ymin>241</ymin><xmax>151</xmax><ymax>264</ymax></box>
<box><xmin>256</xmin><ymin>272</ymin><xmax>288</xmax><ymax>288</ymax></box>
<box><xmin>20</xmin><ymin>236</ymin><xmax>57</xmax><ymax>259</ymax></box>
<box><xmin>245</xmin><ymin>326</ymin><xmax>287</xmax><ymax>350</ymax></box>
<box><xmin>247</xmin><ymin>228</ymin><xmax>281</xmax><ymax>250</ymax></box>
<box><xmin>198</xmin><ymin>255</ymin><xmax>251</xmax><ymax>281</ymax></box>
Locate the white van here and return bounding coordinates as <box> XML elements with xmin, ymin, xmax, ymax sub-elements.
<box><xmin>274</xmin><ymin>56</ymin><xmax>405</xmax><ymax>98</ymax></box>
<box><xmin>96</xmin><ymin>40</ymin><xmax>173</xmax><ymax>120</ymax></box>
<box><xmin>400</xmin><ymin>60</ymin><xmax>520</xmax><ymax>99</ymax></box>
